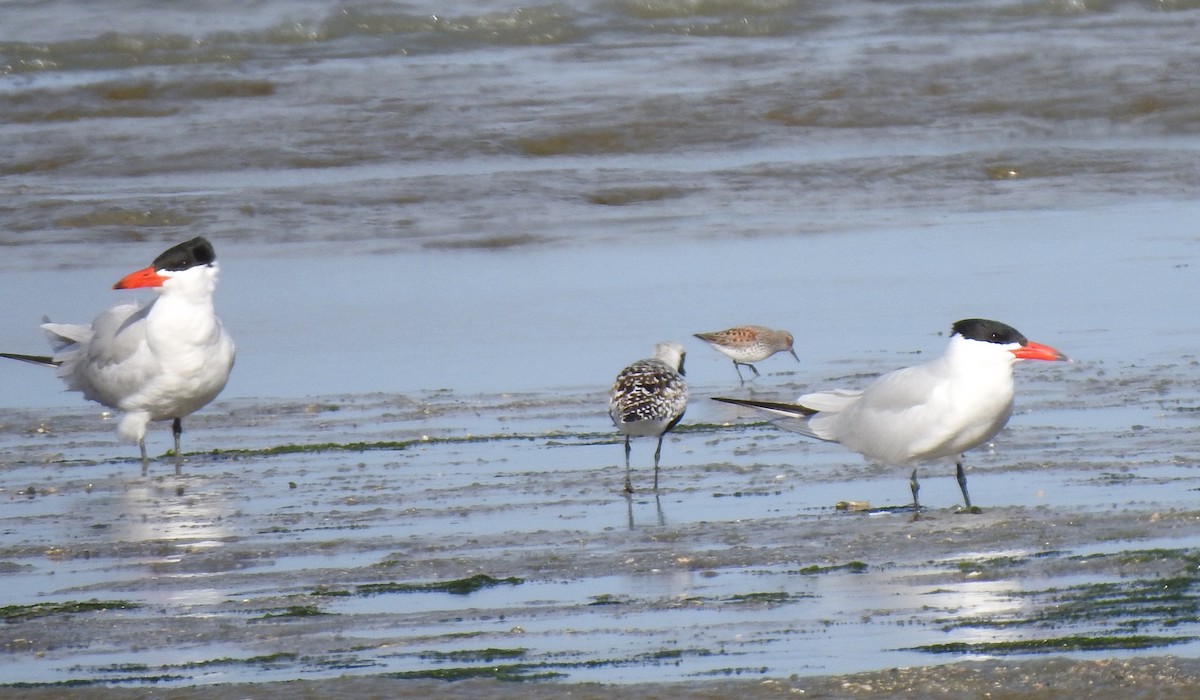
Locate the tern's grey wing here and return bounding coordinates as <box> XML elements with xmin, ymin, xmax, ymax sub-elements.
<box><xmin>818</xmin><ymin>361</ymin><xmax>975</xmax><ymax>464</ymax></box>
<box><xmin>43</xmin><ymin>301</ymin><xmax>157</xmax><ymax>407</ymax></box>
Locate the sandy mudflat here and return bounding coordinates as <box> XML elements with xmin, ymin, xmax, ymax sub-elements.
<box><xmin>2</xmin><ymin>352</ymin><xmax>1200</xmax><ymax>697</ymax></box>
<box><xmin>5</xmin><ymin>657</ymin><xmax>1200</xmax><ymax>699</ymax></box>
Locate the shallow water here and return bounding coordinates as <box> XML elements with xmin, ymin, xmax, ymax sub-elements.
<box><xmin>3</xmin><ymin>0</ymin><xmax>1200</xmax><ymax>694</ymax></box>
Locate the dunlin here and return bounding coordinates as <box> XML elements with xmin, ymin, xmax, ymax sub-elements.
<box><xmin>694</xmin><ymin>325</ymin><xmax>798</xmax><ymax>384</ymax></box>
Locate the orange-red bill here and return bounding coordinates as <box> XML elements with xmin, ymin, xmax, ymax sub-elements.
<box><xmin>113</xmin><ymin>265</ymin><xmax>167</xmax><ymax>290</ymax></box>
<box><xmin>1011</xmin><ymin>340</ymin><xmax>1068</xmax><ymax>362</ymax></box>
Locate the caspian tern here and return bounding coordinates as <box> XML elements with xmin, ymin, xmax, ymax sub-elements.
<box><xmin>1</xmin><ymin>236</ymin><xmax>235</xmax><ymax>474</ymax></box>
<box><xmin>713</xmin><ymin>319</ymin><xmax>1067</xmax><ymax>516</ymax></box>
<box><xmin>609</xmin><ymin>341</ymin><xmax>689</xmax><ymax>493</ymax></box>
<box><xmin>694</xmin><ymin>325</ymin><xmax>799</xmax><ymax>384</ymax></box>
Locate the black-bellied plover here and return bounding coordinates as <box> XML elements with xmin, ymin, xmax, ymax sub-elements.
<box><xmin>609</xmin><ymin>341</ymin><xmax>689</xmax><ymax>493</ymax></box>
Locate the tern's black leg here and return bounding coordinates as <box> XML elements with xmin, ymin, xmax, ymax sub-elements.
<box><xmin>139</xmin><ymin>439</ymin><xmax>149</xmax><ymax>477</ymax></box>
<box><xmin>172</xmin><ymin>417</ymin><xmax>183</xmax><ymax>476</ymax></box>
<box><xmin>956</xmin><ymin>457</ymin><xmax>973</xmax><ymax>510</ymax></box>
<box><xmin>910</xmin><ymin>467</ymin><xmax>921</xmax><ymax>521</ymax></box>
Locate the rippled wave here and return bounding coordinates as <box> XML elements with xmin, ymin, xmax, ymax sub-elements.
<box><xmin>5</xmin><ymin>0</ymin><xmax>1196</xmax><ymax>76</ymax></box>
<box><xmin>1</xmin><ymin>0</ymin><xmax>1199</xmax><ymax>261</ymax></box>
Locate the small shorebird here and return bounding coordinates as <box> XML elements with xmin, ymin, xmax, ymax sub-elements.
<box><xmin>2</xmin><ymin>237</ymin><xmax>236</xmax><ymax>474</ymax></box>
<box><xmin>694</xmin><ymin>325</ymin><xmax>799</xmax><ymax>383</ymax></box>
<box><xmin>609</xmin><ymin>341</ymin><xmax>689</xmax><ymax>493</ymax></box>
<box><xmin>713</xmin><ymin>319</ymin><xmax>1067</xmax><ymax>516</ymax></box>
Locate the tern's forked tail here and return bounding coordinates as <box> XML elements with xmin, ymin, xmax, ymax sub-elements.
<box><xmin>711</xmin><ymin>395</ymin><xmax>830</xmax><ymax>442</ymax></box>
<box><xmin>711</xmin><ymin>396</ymin><xmax>818</xmax><ymax>418</ymax></box>
<box><xmin>0</xmin><ymin>352</ymin><xmax>60</xmax><ymax>368</ymax></box>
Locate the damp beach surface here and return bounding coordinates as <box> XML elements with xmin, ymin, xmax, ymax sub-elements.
<box><xmin>3</xmin><ymin>260</ymin><xmax>1200</xmax><ymax>696</ymax></box>
<box><xmin>4</xmin><ymin>0</ymin><xmax>1200</xmax><ymax>696</ymax></box>
<box><xmin>2</xmin><ymin>378</ymin><xmax>1200</xmax><ymax>697</ymax></box>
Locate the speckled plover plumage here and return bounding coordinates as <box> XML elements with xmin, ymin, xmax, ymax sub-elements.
<box><xmin>694</xmin><ymin>325</ymin><xmax>798</xmax><ymax>384</ymax></box>
<box><xmin>608</xmin><ymin>341</ymin><xmax>688</xmax><ymax>493</ymax></box>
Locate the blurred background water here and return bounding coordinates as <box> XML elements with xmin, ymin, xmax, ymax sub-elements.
<box><xmin>2</xmin><ymin>0</ymin><xmax>1199</xmax><ymax>405</ymax></box>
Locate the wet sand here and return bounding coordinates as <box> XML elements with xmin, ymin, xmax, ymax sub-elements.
<box><xmin>5</xmin><ymin>657</ymin><xmax>1200</xmax><ymax>699</ymax></box>
<box><xmin>2</xmin><ymin>352</ymin><xmax>1200</xmax><ymax>696</ymax></box>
